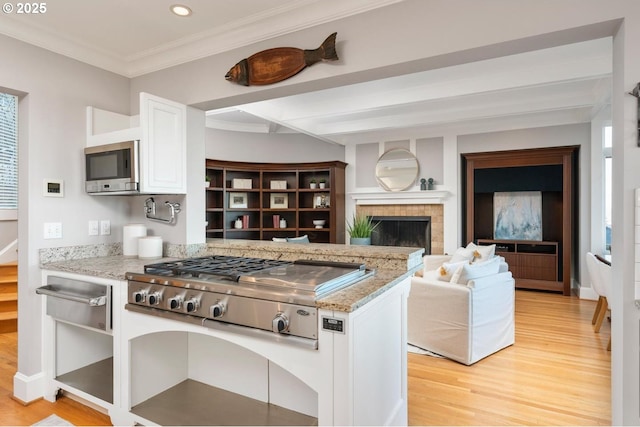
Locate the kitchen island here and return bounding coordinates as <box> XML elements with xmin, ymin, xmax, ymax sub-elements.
<box><xmin>39</xmin><ymin>241</ymin><xmax>422</xmax><ymax>426</ymax></box>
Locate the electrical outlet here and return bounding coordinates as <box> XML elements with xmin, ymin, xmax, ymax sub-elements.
<box><xmin>44</xmin><ymin>222</ymin><xmax>62</xmax><ymax>239</ymax></box>
<box><xmin>100</xmin><ymin>220</ymin><xmax>111</xmax><ymax>235</ymax></box>
<box><xmin>88</xmin><ymin>220</ymin><xmax>99</xmax><ymax>236</ymax></box>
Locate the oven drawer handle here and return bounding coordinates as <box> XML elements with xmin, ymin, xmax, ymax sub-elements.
<box><xmin>36</xmin><ymin>286</ymin><xmax>107</xmax><ymax>307</ymax></box>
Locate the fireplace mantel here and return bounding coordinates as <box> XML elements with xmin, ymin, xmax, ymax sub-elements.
<box><xmin>349</xmin><ymin>189</ymin><xmax>450</xmax><ymax>205</ymax></box>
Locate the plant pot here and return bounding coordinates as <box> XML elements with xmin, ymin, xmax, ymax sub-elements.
<box><xmin>319</xmin><ymin>183</ymin><xmax>326</xmax><ymax>189</ymax></box>
<box><xmin>310</xmin><ymin>183</ymin><xmax>317</xmax><ymax>189</ymax></box>
<box><xmin>350</xmin><ymin>237</ymin><xmax>371</xmax><ymax>245</ymax></box>
<box><xmin>205</xmin><ymin>181</ymin><xmax>210</xmax><ymax>187</ymax></box>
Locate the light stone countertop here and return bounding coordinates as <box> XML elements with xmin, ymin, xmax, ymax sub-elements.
<box><xmin>204</xmin><ymin>238</ymin><xmax>424</xmax><ymax>272</ymax></box>
<box><xmin>40</xmin><ymin>240</ymin><xmax>423</xmax><ymax>313</ymax></box>
<box><xmin>40</xmin><ymin>255</ymin><xmax>180</xmax><ymax>280</ymax></box>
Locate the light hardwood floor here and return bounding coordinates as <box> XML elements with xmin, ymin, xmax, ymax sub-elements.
<box><xmin>0</xmin><ymin>332</ymin><xmax>111</xmax><ymax>426</ymax></box>
<box><xmin>0</xmin><ymin>290</ymin><xmax>609</xmax><ymax>426</ymax></box>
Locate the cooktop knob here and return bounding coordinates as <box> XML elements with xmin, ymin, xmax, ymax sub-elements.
<box><xmin>272</xmin><ymin>313</ymin><xmax>289</xmax><ymax>333</ymax></box>
<box><xmin>133</xmin><ymin>290</ymin><xmax>147</xmax><ymax>303</ymax></box>
<box><xmin>148</xmin><ymin>292</ymin><xmax>162</xmax><ymax>306</ymax></box>
<box><xmin>210</xmin><ymin>302</ymin><xmax>226</xmax><ymax>318</ymax></box>
<box><xmin>168</xmin><ymin>296</ymin><xmax>182</xmax><ymax>310</ymax></box>
<box><xmin>185</xmin><ymin>298</ymin><xmax>199</xmax><ymax>313</ymax></box>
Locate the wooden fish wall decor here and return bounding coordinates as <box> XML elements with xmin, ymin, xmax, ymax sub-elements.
<box><xmin>225</xmin><ymin>32</ymin><xmax>338</xmax><ymax>86</ymax></box>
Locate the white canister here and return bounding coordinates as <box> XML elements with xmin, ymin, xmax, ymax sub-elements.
<box><xmin>138</xmin><ymin>236</ymin><xmax>163</xmax><ymax>259</ymax></box>
<box><xmin>123</xmin><ymin>224</ymin><xmax>147</xmax><ymax>257</ymax></box>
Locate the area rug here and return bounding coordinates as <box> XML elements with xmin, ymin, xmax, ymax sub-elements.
<box><xmin>32</xmin><ymin>414</ymin><xmax>74</xmax><ymax>426</ymax></box>
<box><xmin>408</xmin><ymin>344</ymin><xmax>444</xmax><ymax>358</ymax></box>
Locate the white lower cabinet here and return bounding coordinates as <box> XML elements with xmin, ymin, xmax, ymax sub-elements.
<box><xmin>41</xmin><ymin>270</ymin><xmax>410</xmax><ymax>426</ymax></box>
<box><xmin>40</xmin><ymin>271</ymin><xmax>121</xmax><ymax>411</ymax></box>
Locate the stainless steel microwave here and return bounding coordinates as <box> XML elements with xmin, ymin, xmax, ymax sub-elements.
<box><xmin>85</xmin><ymin>140</ymin><xmax>139</xmax><ymax>195</ymax></box>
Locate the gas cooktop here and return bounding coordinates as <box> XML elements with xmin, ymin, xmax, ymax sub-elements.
<box><xmin>143</xmin><ymin>255</ymin><xmax>292</xmax><ymax>281</ymax></box>
<box><xmin>126</xmin><ymin>255</ymin><xmax>374</xmax><ymax>344</ymax></box>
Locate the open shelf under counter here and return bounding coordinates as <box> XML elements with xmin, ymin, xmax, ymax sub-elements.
<box><xmin>131</xmin><ymin>379</ymin><xmax>316</xmax><ymax>426</ymax></box>
<box><xmin>55</xmin><ymin>357</ymin><xmax>113</xmax><ymax>405</ymax></box>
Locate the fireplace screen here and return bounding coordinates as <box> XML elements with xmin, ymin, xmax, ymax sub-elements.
<box><xmin>370</xmin><ymin>216</ymin><xmax>431</xmax><ymax>255</ymax></box>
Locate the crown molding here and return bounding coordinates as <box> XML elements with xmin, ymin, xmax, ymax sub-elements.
<box><xmin>0</xmin><ymin>0</ymin><xmax>403</xmax><ymax>78</ymax></box>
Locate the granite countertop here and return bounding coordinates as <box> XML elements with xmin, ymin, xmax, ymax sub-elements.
<box><xmin>40</xmin><ymin>254</ymin><xmax>420</xmax><ymax>313</ymax></box>
<box><xmin>205</xmin><ymin>239</ymin><xmax>424</xmax><ymax>272</ymax></box>
<box><xmin>41</xmin><ymin>256</ymin><xmax>179</xmax><ymax>280</ymax></box>
<box><xmin>316</xmin><ymin>268</ymin><xmax>417</xmax><ymax>311</ymax></box>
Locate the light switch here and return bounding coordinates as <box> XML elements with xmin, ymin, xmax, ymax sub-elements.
<box><xmin>100</xmin><ymin>220</ymin><xmax>111</xmax><ymax>235</ymax></box>
<box><xmin>44</xmin><ymin>222</ymin><xmax>62</xmax><ymax>239</ymax></box>
<box><xmin>89</xmin><ymin>220</ymin><xmax>99</xmax><ymax>236</ymax></box>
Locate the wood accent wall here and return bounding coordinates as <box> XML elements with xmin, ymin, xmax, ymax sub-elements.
<box><xmin>462</xmin><ymin>146</ymin><xmax>578</xmax><ymax>295</ymax></box>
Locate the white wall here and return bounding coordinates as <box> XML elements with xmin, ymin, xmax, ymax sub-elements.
<box><xmin>205</xmin><ymin>128</ymin><xmax>344</xmax><ymax>163</ymax></box>
<box><xmin>610</xmin><ymin>13</ymin><xmax>640</xmax><ymax>423</ymax></box>
<box><xmin>0</xmin><ymin>221</ymin><xmax>17</xmax><ymax>253</ymax></box>
<box><xmin>1</xmin><ymin>34</ymin><xmax>131</xmax><ymax>389</ymax></box>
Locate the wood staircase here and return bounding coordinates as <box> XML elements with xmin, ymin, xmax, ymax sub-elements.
<box><xmin>0</xmin><ymin>261</ymin><xmax>17</xmax><ymax>333</ymax></box>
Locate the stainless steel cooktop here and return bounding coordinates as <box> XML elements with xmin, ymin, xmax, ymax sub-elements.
<box><xmin>125</xmin><ymin>255</ymin><xmax>374</xmax><ymax>345</ymax></box>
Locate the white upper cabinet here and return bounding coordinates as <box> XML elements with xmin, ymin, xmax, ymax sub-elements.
<box><xmin>139</xmin><ymin>93</ymin><xmax>186</xmax><ymax>194</ymax></box>
<box><xmin>87</xmin><ymin>92</ymin><xmax>187</xmax><ymax>194</ymax></box>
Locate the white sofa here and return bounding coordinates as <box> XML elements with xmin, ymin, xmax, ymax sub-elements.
<box><xmin>408</xmin><ymin>246</ymin><xmax>515</xmax><ymax>365</ymax></box>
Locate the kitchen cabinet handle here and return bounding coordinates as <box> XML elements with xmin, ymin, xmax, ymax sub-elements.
<box><xmin>36</xmin><ymin>285</ymin><xmax>106</xmax><ymax>307</ymax></box>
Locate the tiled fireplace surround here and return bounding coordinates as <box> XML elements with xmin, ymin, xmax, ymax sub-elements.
<box><xmin>355</xmin><ymin>204</ymin><xmax>444</xmax><ymax>254</ymax></box>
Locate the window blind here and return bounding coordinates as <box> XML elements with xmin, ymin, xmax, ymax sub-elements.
<box><xmin>0</xmin><ymin>93</ymin><xmax>17</xmax><ymax>210</ymax></box>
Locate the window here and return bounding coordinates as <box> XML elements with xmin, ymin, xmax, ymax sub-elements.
<box><xmin>0</xmin><ymin>92</ymin><xmax>18</xmax><ymax>214</ymax></box>
<box><xmin>603</xmin><ymin>125</ymin><xmax>612</xmax><ymax>254</ymax></box>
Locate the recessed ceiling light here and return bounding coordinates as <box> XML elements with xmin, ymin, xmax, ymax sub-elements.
<box><xmin>170</xmin><ymin>4</ymin><xmax>192</xmax><ymax>17</ymax></box>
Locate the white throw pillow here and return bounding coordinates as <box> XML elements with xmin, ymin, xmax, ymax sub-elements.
<box><xmin>449</xmin><ymin>247</ymin><xmax>475</xmax><ymax>263</ymax></box>
<box><xmin>452</xmin><ymin>256</ymin><xmax>501</xmax><ymax>285</ymax></box>
<box><xmin>466</xmin><ymin>242</ymin><xmax>496</xmax><ymax>264</ymax></box>
<box><xmin>436</xmin><ymin>261</ymin><xmax>468</xmax><ymax>282</ymax></box>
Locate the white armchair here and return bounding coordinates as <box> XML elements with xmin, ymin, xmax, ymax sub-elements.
<box><xmin>408</xmin><ymin>251</ymin><xmax>515</xmax><ymax>365</ymax></box>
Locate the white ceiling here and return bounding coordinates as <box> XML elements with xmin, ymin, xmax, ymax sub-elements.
<box><xmin>0</xmin><ymin>0</ymin><xmax>612</xmax><ymax>145</ymax></box>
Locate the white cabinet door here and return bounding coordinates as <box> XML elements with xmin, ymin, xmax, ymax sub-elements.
<box><xmin>139</xmin><ymin>93</ymin><xmax>186</xmax><ymax>194</ymax></box>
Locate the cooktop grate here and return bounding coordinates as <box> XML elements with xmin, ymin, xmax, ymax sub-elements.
<box><xmin>143</xmin><ymin>255</ymin><xmax>292</xmax><ymax>280</ymax></box>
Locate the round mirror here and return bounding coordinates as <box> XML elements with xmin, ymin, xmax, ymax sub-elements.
<box><xmin>375</xmin><ymin>148</ymin><xmax>419</xmax><ymax>191</ymax></box>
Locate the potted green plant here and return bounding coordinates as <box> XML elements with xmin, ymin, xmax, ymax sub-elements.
<box><xmin>309</xmin><ymin>178</ymin><xmax>317</xmax><ymax>189</ymax></box>
<box><xmin>205</xmin><ymin>175</ymin><xmax>211</xmax><ymax>188</ymax></box>
<box><xmin>318</xmin><ymin>178</ymin><xmax>326</xmax><ymax>189</ymax></box>
<box><xmin>347</xmin><ymin>214</ymin><xmax>378</xmax><ymax>245</ymax></box>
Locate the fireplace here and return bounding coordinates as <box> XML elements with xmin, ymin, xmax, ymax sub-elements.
<box><xmin>369</xmin><ymin>216</ymin><xmax>431</xmax><ymax>255</ymax></box>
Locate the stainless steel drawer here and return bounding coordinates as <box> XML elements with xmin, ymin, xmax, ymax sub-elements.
<box><xmin>37</xmin><ymin>276</ymin><xmax>111</xmax><ymax>332</ymax></box>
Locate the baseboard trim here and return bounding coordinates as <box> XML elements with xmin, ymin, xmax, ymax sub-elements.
<box><xmin>13</xmin><ymin>371</ymin><xmax>44</xmax><ymax>404</ymax></box>
<box><xmin>579</xmin><ymin>285</ymin><xmax>599</xmax><ymax>301</ymax></box>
